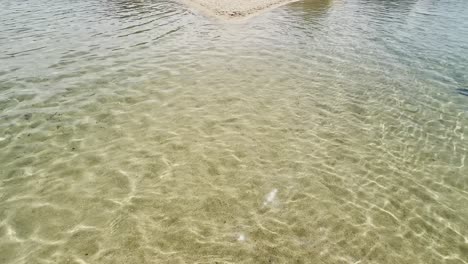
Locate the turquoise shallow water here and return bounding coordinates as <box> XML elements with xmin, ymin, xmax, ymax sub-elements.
<box><xmin>1</xmin><ymin>0</ymin><xmax>468</xmax><ymax>263</ymax></box>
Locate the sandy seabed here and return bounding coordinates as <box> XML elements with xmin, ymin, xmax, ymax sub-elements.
<box><xmin>182</xmin><ymin>0</ymin><xmax>300</xmax><ymax>20</ymax></box>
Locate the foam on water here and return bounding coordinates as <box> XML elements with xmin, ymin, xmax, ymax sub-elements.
<box><xmin>1</xmin><ymin>0</ymin><xmax>468</xmax><ymax>263</ymax></box>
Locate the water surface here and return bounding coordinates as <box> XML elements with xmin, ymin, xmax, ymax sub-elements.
<box><xmin>1</xmin><ymin>0</ymin><xmax>468</xmax><ymax>263</ymax></box>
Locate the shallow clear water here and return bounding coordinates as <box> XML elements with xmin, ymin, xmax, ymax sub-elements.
<box><xmin>1</xmin><ymin>0</ymin><xmax>468</xmax><ymax>263</ymax></box>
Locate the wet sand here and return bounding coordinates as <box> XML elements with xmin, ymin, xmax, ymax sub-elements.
<box><xmin>183</xmin><ymin>0</ymin><xmax>300</xmax><ymax>20</ymax></box>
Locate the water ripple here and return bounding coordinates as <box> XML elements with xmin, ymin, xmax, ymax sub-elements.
<box><xmin>1</xmin><ymin>0</ymin><xmax>468</xmax><ymax>263</ymax></box>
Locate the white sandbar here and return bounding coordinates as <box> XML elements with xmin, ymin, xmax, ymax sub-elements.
<box><xmin>183</xmin><ymin>0</ymin><xmax>300</xmax><ymax>20</ymax></box>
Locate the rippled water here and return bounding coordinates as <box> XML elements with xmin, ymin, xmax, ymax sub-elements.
<box><xmin>1</xmin><ymin>0</ymin><xmax>468</xmax><ymax>263</ymax></box>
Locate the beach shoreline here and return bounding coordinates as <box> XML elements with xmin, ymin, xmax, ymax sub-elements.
<box><xmin>182</xmin><ymin>0</ymin><xmax>300</xmax><ymax>21</ymax></box>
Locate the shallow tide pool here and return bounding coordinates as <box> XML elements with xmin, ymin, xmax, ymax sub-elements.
<box><xmin>1</xmin><ymin>0</ymin><xmax>468</xmax><ymax>263</ymax></box>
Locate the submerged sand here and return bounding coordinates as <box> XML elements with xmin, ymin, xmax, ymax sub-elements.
<box><xmin>183</xmin><ymin>0</ymin><xmax>300</xmax><ymax>20</ymax></box>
